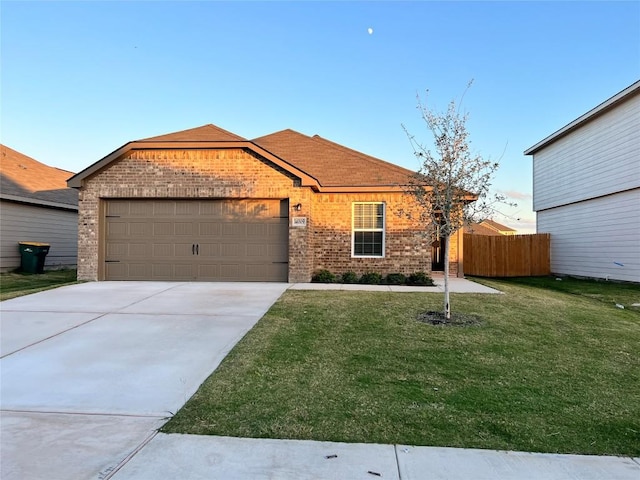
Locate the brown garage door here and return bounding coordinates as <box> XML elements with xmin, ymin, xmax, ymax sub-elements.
<box><xmin>104</xmin><ymin>199</ymin><xmax>289</xmax><ymax>281</ymax></box>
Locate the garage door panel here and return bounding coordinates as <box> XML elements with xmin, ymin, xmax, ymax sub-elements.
<box><xmin>221</xmin><ymin>243</ymin><xmax>243</xmax><ymax>258</ymax></box>
<box><xmin>153</xmin><ymin>243</ymin><xmax>173</xmax><ymax>257</ymax></box>
<box><xmin>176</xmin><ymin>201</ymin><xmax>199</xmax><ymax>216</ymax></box>
<box><xmin>199</xmin><ymin>223</ymin><xmax>222</xmax><ymax>236</ymax></box>
<box><xmin>128</xmin><ymin>263</ymin><xmax>149</xmax><ymax>278</ymax></box>
<box><xmin>153</xmin><ymin>222</ymin><xmax>173</xmax><ymax>236</ymax></box>
<box><xmin>105</xmin><ymin>199</ymin><xmax>288</xmax><ymax>281</ymax></box>
<box><xmin>196</xmin><ymin>264</ymin><xmax>220</xmax><ymax>279</ymax></box>
<box><xmin>174</xmin><ymin>222</ymin><xmax>193</xmax><ymax>235</ymax></box>
<box><xmin>152</xmin><ymin>264</ymin><xmax>173</xmax><ymax>278</ymax></box>
<box><xmin>198</xmin><ymin>244</ymin><xmax>220</xmax><ymax>258</ymax></box>
<box><xmin>129</xmin><ymin>201</ymin><xmax>153</xmax><ymax>216</ymax></box>
<box><xmin>107</xmin><ymin>243</ymin><xmax>127</xmax><ymax>257</ymax></box>
<box><xmin>220</xmin><ymin>264</ymin><xmax>241</xmax><ymax>279</ymax></box>
<box><xmin>153</xmin><ymin>202</ymin><xmax>176</xmax><ymax>216</ymax></box>
<box><xmin>269</xmin><ymin>244</ymin><xmax>288</xmax><ymax>261</ymax></box>
<box><xmin>222</xmin><ymin>223</ymin><xmax>244</xmax><ymax>236</ymax></box>
<box><xmin>246</xmin><ymin>244</ymin><xmax>266</xmax><ymax>257</ymax></box>
<box><xmin>105</xmin><ymin>262</ymin><xmax>127</xmax><ymax>280</ymax></box>
<box><xmin>129</xmin><ymin>243</ymin><xmax>147</xmax><ymax>257</ymax></box>
<box><xmin>175</xmin><ymin>243</ymin><xmax>194</xmax><ymax>257</ymax></box>
<box><xmin>130</xmin><ymin>223</ymin><xmax>150</xmax><ymax>236</ymax></box>
<box><xmin>107</xmin><ymin>222</ymin><xmax>128</xmax><ymax>237</ymax></box>
<box><xmin>107</xmin><ymin>200</ymin><xmax>131</xmax><ymax>216</ymax></box>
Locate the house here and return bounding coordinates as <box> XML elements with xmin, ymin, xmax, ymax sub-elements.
<box><xmin>67</xmin><ymin>124</ymin><xmax>466</xmax><ymax>282</ymax></box>
<box><xmin>1</xmin><ymin>145</ymin><xmax>78</xmax><ymax>271</ymax></box>
<box><xmin>524</xmin><ymin>80</ymin><xmax>640</xmax><ymax>283</ymax></box>
<box><xmin>464</xmin><ymin>219</ymin><xmax>517</xmax><ymax>236</ymax></box>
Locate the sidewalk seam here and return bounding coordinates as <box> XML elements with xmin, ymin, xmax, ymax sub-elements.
<box><xmin>0</xmin><ymin>312</ymin><xmax>108</xmax><ymax>359</ymax></box>
<box><xmin>101</xmin><ymin>429</ymin><xmax>159</xmax><ymax>480</ymax></box>
<box><xmin>394</xmin><ymin>445</ymin><xmax>402</xmax><ymax>480</ymax></box>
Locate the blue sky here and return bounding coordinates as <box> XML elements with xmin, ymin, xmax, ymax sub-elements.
<box><xmin>2</xmin><ymin>1</ymin><xmax>639</xmax><ymax>232</ymax></box>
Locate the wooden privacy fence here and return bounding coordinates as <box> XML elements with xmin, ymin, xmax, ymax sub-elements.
<box><xmin>463</xmin><ymin>233</ymin><xmax>550</xmax><ymax>277</ymax></box>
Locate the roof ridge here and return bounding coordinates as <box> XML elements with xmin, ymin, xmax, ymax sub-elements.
<box><xmin>252</xmin><ymin>128</ymin><xmax>310</xmax><ymax>142</ymax></box>
<box><xmin>137</xmin><ymin>124</ymin><xmax>247</xmax><ymax>142</ymax></box>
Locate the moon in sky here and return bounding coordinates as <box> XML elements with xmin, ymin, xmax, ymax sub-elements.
<box><xmin>367</xmin><ymin>27</ymin><xmax>373</xmax><ymax>35</ymax></box>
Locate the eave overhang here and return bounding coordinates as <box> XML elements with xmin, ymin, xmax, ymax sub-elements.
<box><xmin>67</xmin><ymin>140</ymin><xmax>423</xmax><ymax>194</ymax></box>
<box><xmin>0</xmin><ymin>193</ymin><xmax>79</xmax><ymax>211</ymax></box>
<box><xmin>524</xmin><ymin>80</ymin><xmax>640</xmax><ymax>156</ymax></box>
<box><xmin>67</xmin><ymin>140</ymin><xmax>322</xmax><ymax>189</ymax></box>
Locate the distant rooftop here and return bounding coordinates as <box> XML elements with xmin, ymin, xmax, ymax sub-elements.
<box><xmin>1</xmin><ymin>145</ymin><xmax>78</xmax><ymax>208</ymax></box>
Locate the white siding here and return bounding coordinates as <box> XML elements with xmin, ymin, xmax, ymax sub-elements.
<box><xmin>0</xmin><ymin>201</ymin><xmax>78</xmax><ymax>271</ymax></box>
<box><xmin>537</xmin><ymin>189</ymin><xmax>640</xmax><ymax>282</ymax></box>
<box><xmin>533</xmin><ymin>93</ymin><xmax>640</xmax><ymax>212</ymax></box>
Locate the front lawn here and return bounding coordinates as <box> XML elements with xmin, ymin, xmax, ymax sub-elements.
<box><xmin>0</xmin><ymin>269</ymin><xmax>79</xmax><ymax>301</ymax></box>
<box><xmin>163</xmin><ymin>279</ymin><xmax>640</xmax><ymax>456</ymax></box>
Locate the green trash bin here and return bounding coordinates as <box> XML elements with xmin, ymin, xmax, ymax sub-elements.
<box><xmin>18</xmin><ymin>242</ymin><xmax>50</xmax><ymax>274</ymax></box>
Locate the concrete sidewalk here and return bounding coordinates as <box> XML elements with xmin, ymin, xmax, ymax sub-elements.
<box><xmin>289</xmin><ymin>275</ymin><xmax>502</xmax><ymax>294</ymax></box>
<box><xmin>111</xmin><ymin>434</ymin><xmax>640</xmax><ymax>479</ymax></box>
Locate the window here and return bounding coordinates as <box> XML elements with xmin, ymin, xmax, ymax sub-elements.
<box><xmin>352</xmin><ymin>202</ymin><xmax>385</xmax><ymax>257</ymax></box>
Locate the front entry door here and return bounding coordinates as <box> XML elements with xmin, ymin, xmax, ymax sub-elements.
<box><xmin>431</xmin><ymin>236</ymin><xmax>446</xmax><ymax>271</ymax></box>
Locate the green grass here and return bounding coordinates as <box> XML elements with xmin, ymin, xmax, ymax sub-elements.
<box><xmin>163</xmin><ymin>278</ymin><xmax>640</xmax><ymax>456</ymax></box>
<box><xmin>0</xmin><ymin>269</ymin><xmax>80</xmax><ymax>301</ymax></box>
<box><xmin>472</xmin><ymin>275</ymin><xmax>640</xmax><ymax>311</ymax></box>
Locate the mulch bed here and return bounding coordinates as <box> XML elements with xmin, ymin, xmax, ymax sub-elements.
<box><xmin>417</xmin><ymin>311</ymin><xmax>484</xmax><ymax>326</ymax></box>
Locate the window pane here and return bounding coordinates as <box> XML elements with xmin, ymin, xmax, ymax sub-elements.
<box><xmin>354</xmin><ymin>231</ymin><xmax>383</xmax><ymax>256</ymax></box>
<box><xmin>354</xmin><ymin>203</ymin><xmax>384</xmax><ymax>229</ymax></box>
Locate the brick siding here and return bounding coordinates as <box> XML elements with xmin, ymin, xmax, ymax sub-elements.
<box><xmin>77</xmin><ymin>148</ymin><xmax>459</xmax><ymax>281</ymax></box>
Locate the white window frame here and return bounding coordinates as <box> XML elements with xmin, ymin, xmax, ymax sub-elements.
<box><xmin>351</xmin><ymin>202</ymin><xmax>385</xmax><ymax>258</ymax></box>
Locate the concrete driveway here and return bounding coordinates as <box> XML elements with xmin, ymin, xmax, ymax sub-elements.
<box><xmin>0</xmin><ymin>281</ymin><xmax>289</xmax><ymax>480</ymax></box>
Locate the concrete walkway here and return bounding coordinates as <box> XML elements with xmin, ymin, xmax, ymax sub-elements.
<box><xmin>289</xmin><ymin>275</ymin><xmax>502</xmax><ymax>294</ymax></box>
<box><xmin>2</xmin><ymin>280</ymin><xmax>638</xmax><ymax>479</ymax></box>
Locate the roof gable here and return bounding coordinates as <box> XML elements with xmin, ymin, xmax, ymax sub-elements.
<box><xmin>1</xmin><ymin>145</ymin><xmax>78</xmax><ymax>207</ymax></box>
<box><xmin>69</xmin><ymin>123</ymin><xmax>417</xmax><ymax>192</ymax></box>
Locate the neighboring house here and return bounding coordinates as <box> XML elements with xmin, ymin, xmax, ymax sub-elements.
<box><xmin>524</xmin><ymin>80</ymin><xmax>640</xmax><ymax>283</ymax></box>
<box><xmin>67</xmin><ymin>124</ymin><xmax>466</xmax><ymax>282</ymax></box>
<box><xmin>0</xmin><ymin>145</ymin><xmax>78</xmax><ymax>271</ymax></box>
<box><xmin>465</xmin><ymin>219</ymin><xmax>517</xmax><ymax>236</ymax></box>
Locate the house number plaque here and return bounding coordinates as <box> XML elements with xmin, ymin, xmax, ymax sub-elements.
<box><xmin>292</xmin><ymin>217</ymin><xmax>307</xmax><ymax>228</ymax></box>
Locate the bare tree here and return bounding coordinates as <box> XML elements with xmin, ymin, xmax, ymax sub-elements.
<box><xmin>403</xmin><ymin>83</ymin><xmax>507</xmax><ymax>322</ymax></box>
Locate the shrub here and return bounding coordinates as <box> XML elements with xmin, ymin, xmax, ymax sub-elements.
<box><xmin>359</xmin><ymin>272</ymin><xmax>382</xmax><ymax>285</ymax></box>
<box><xmin>311</xmin><ymin>269</ymin><xmax>337</xmax><ymax>283</ymax></box>
<box><xmin>340</xmin><ymin>271</ymin><xmax>359</xmax><ymax>284</ymax></box>
<box><xmin>407</xmin><ymin>272</ymin><xmax>434</xmax><ymax>286</ymax></box>
<box><xmin>384</xmin><ymin>273</ymin><xmax>407</xmax><ymax>285</ymax></box>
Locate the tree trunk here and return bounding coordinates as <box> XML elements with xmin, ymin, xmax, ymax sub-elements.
<box><xmin>443</xmin><ymin>233</ymin><xmax>451</xmax><ymax>321</ymax></box>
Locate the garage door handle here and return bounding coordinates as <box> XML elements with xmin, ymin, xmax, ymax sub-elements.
<box><xmin>196</xmin><ymin>244</ymin><xmax>199</xmax><ymax>255</ymax></box>
<box><xmin>192</xmin><ymin>244</ymin><xmax>195</xmax><ymax>255</ymax></box>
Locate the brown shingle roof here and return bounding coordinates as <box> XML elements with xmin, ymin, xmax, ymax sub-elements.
<box><xmin>1</xmin><ymin>145</ymin><xmax>78</xmax><ymax>207</ymax></box>
<box><xmin>465</xmin><ymin>219</ymin><xmax>517</xmax><ymax>235</ymax></box>
<box><xmin>482</xmin><ymin>219</ymin><xmax>516</xmax><ymax>233</ymax></box>
<box><xmin>252</xmin><ymin>129</ymin><xmax>414</xmax><ymax>187</ymax></box>
<box><xmin>138</xmin><ymin>124</ymin><xmax>246</xmax><ymax>142</ymax></box>
<box><xmin>69</xmin><ymin>123</ymin><xmax>418</xmax><ymax>191</ymax></box>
